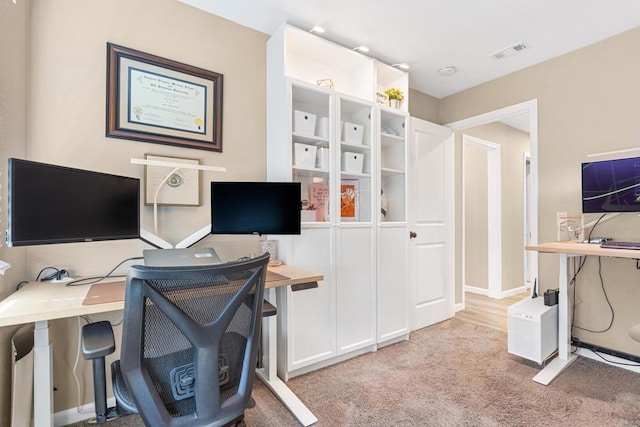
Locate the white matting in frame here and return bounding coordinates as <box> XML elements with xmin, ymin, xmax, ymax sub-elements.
<box><xmin>144</xmin><ymin>155</ymin><xmax>200</xmax><ymax>206</ymax></box>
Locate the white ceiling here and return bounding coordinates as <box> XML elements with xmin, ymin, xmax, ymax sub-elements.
<box><xmin>180</xmin><ymin>0</ymin><xmax>640</xmax><ymax>99</ymax></box>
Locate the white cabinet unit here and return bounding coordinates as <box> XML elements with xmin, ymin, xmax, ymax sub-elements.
<box><xmin>267</xmin><ymin>24</ymin><xmax>410</xmax><ymax>380</ymax></box>
<box><xmin>377</xmin><ymin>107</ymin><xmax>410</xmax><ymax>343</ymax></box>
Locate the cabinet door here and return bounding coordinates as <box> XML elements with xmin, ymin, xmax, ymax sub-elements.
<box><xmin>379</xmin><ymin>109</ymin><xmax>407</xmax><ymax>223</ymax></box>
<box><xmin>290</xmin><ymin>81</ymin><xmax>333</xmax><ymax>224</ymax></box>
<box><xmin>377</xmin><ymin>225</ymin><xmax>409</xmax><ymax>342</ymax></box>
<box><xmin>285</xmin><ymin>228</ymin><xmax>336</xmax><ymax>372</ymax></box>
<box><xmin>377</xmin><ymin>107</ymin><xmax>409</xmax><ymax>344</ymax></box>
<box><xmin>336</xmin><ymin>226</ymin><xmax>376</xmax><ymax>354</ymax></box>
<box><xmin>338</xmin><ymin>96</ymin><xmax>374</xmax><ymax>224</ymax></box>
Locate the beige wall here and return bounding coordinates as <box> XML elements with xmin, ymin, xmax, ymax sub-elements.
<box><xmin>463</xmin><ymin>143</ymin><xmax>488</xmax><ymax>289</ymax></box>
<box><xmin>441</xmin><ymin>27</ymin><xmax>640</xmax><ymax>357</ymax></box>
<box><xmin>1</xmin><ymin>0</ymin><xmax>267</xmax><ymax>420</ymax></box>
<box><xmin>408</xmin><ymin>88</ymin><xmax>439</xmax><ymax>122</ymax></box>
<box><xmin>0</xmin><ymin>0</ymin><xmax>29</xmax><ymax>423</ymax></box>
<box><xmin>461</xmin><ymin>122</ymin><xmax>530</xmax><ymax>297</ymax></box>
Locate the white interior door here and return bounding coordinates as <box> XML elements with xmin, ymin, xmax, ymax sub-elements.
<box><xmin>408</xmin><ymin>118</ymin><xmax>455</xmax><ymax>331</ymax></box>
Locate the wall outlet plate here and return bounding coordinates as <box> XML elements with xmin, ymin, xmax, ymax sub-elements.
<box><xmin>556</xmin><ymin>212</ymin><xmax>567</xmax><ymax>241</ymax></box>
<box><xmin>556</xmin><ymin>212</ymin><xmax>584</xmax><ymax>242</ymax></box>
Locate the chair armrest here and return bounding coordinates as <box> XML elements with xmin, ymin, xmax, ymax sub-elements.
<box><xmin>82</xmin><ymin>321</ymin><xmax>115</xmax><ymax>360</ymax></box>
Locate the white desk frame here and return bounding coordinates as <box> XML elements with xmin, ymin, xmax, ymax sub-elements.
<box><xmin>526</xmin><ymin>242</ymin><xmax>640</xmax><ymax>385</ymax></box>
<box><xmin>0</xmin><ymin>265</ymin><xmax>321</xmax><ymax>427</ymax></box>
<box><xmin>256</xmin><ymin>287</ymin><xmax>317</xmax><ymax>426</ymax></box>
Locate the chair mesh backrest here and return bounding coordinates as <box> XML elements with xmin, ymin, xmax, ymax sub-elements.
<box><xmin>119</xmin><ymin>253</ymin><xmax>269</xmax><ymax>427</ymax></box>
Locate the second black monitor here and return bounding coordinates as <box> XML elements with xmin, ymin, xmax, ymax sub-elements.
<box><xmin>210</xmin><ymin>181</ymin><xmax>301</xmax><ymax>236</ymax></box>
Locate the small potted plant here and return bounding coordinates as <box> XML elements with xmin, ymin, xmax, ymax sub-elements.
<box><xmin>385</xmin><ymin>87</ymin><xmax>404</xmax><ymax>109</ymax></box>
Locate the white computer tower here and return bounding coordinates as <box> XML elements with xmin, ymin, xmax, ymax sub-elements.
<box><xmin>508</xmin><ymin>296</ymin><xmax>558</xmax><ymax>364</ymax></box>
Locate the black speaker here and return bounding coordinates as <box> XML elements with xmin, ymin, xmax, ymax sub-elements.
<box><xmin>544</xmin><ymin>289</ymin><xmax>559</xmax><ymax>306</ymax></box>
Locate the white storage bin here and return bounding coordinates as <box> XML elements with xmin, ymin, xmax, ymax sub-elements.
<box><xmin>342</xmin><ymin>152</ymin><xmax>364</xmax><ymax>173</ymax></box>
<box><xmin>316</xmin><ymin>147</ymin><xmax>329</xmax><ymax>169</ymax></box>
<box><xmin>342</xmin><ymin>121</ymin><xmax>364</xmax><ymax>144</ymax></box>
<box><xmin>294</xmin><ymin>143</ymin><xmax>317</xmax><ymax>169</ymax></box>
<box><xmin>294</xmin><ymin>110</ymin><xmax>317</xmax><ymax>136</ymax></box>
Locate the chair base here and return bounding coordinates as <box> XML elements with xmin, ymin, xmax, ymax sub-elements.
<box><xmin>87</xmin><ymin>406</ymin><xmax>124</xmax><ymax>424</ymax></box>
<box><xmin>91</xmin><ymin>412</ymin><xmax>246</xmax><ymax>426</ymax></box>
<box><xmin>225</xmin><ymin>413</ymin><xmax>246</xmax><ymax>427</ymax></box>
<box><xmin>88</xmin><ymin>407</ymin><xmax>246</xmax><ymax>426</ymax></box>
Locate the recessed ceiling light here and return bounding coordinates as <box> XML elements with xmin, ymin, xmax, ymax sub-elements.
<box><xmin>309</xmin><ymin>26</ymin><xmax>325</xmax><ymax>34</ymax></box>
<box><xmin>392</xmin><ymin>63</ymin><xmax>410</xmax><ymax>70</ymax></box>
<box><xmin>438</xmin><ymin>66</ymin><xmax>457</xmax><ymax>77</ymax></box>
<box><xmin>353</xmin><ymin>45</ymin><xmax>370</xmax><ymax>53</ymax></box>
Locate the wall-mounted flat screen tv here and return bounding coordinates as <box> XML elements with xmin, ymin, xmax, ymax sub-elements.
<box><xmin>211</xmin><ymin>182</ymin><xmax>301</xmax><ymax>235</ymax></box>
<box><xmin>582</xmin><ymin>156</ymin><xmax>640</xmax><ymax>213</ymax></box>
<box><xmin>7</xmin><ymin>158</ymin><xmax>140</xmax><ymax>246</ymax></box>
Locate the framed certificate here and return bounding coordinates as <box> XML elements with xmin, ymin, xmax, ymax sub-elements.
<box><xmin>106</xmin><ymin>43</ymin><xmax>223</xmax><ymax>151</ymax></box>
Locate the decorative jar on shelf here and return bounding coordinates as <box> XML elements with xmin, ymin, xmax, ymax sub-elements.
<box><xmin>389</xmin><ymin>99</ymin><xmax>402</xmax><ymax>109</ymax></box>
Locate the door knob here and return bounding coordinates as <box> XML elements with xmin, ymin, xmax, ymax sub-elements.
<box><xmin>409</xmin><ymin>231</ymin><xmax>417</xmax><ymax>239</ymax></box>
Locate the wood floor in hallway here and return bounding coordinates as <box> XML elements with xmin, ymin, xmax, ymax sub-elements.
<box><xmin>456</xmin><ymin>291</ymin><xmax>530</xmax><ymax>332</ymax></box>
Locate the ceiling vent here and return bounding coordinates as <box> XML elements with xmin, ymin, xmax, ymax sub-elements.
<box><xmin>489</xmin><ymin>42</ymin><xmax>529</xmax><ymax>60</ymax></box>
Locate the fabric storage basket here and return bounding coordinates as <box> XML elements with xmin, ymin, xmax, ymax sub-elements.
<box><xmin>294</xmin><ymin>143</ymin><xmax>318</xmax><ymax>169</ymax></box>
<box><xmin>293</xmin><ymin>110</ymin><xmax>317</xmax><ymax>136</ymax></box>
<box><xmin>342</xmin><ymin>122</ymin><xmax>364</xmax><ymax>144</ymax></box>
<box><xmin>341</xmin><ymin>152</ymin><xmax>364</xmax><ymax>173</ymax></box>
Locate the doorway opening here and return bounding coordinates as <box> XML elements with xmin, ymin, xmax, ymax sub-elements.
<box><xmin>447</xmin><ymin>100</ymin><xmax>538</xmax><ymax>328</ymax></box>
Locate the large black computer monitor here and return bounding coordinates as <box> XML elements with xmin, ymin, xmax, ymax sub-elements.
<box><xmin>210</xmin><ymin>181</ymin><xmax>301</xmax><ymax>236</ymax></box>
<box><xmin>7</xmin><ymin>158</ymin><xmax>140</xmax><ymax>246</ymax></box>
<box><xmin>582</xmin><ymin>156</ymin><xmax>640</xmax><ymax>214</ymax></box>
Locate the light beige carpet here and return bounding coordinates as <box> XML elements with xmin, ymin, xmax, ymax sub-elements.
<box><xmin>67</xmin><ymin>318</ymin><xmax>640</xmax><ymax>426</ymax></box>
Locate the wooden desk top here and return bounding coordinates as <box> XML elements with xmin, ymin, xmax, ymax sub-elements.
<box><xmin>526</xmin><ymin>241</ymin><xmax>640</xmax><ymax>259</ymax></box>
<box><xmin>0</xmin><ymin>265</ymin><xmax>323</xmax><ymax>328</ymax></box>
<box><xmin>267</xmin><ymin>264</ymin><xmax>323</xmax><ymax>288</ymax></box>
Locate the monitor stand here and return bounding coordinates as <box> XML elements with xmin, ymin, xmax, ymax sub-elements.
<box><xmin>140</xmin><ymin>229</ymin><xmax>173</xmax><ymax>249</ymax></box>
<box><xmin>175</xmin><ymin>224</ymin><xmax>211</xmax><ymax>249</ymax></box>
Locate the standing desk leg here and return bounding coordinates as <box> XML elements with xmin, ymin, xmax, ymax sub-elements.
<box><xmin>33</xmin><ymin>320</ymin><xmax>54</xmax><ymax>427</ymax></box>
<box><xmin>255</xmin><ymin>288</ymin><xmax>317</xmax><ymax>426</ymax></box>
<box><xmin>533</xmin><ymin>252</ymin><xmax>578</xmax><ymax>385</ymax></box>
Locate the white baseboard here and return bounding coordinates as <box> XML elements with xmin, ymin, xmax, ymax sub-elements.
<box><xmin>501</xmin><ymin>285</ymin><xmax>529</xmax><ymax>298</ymax></box>
<box><xmin>455</xmin><ymin>302</ymin><xmax>465</xmax><ymax>312</ymax></box>
<box><xmin>285</xmin><ymin>345</ymin><xmax>377</xmax><ymax>381</ymax></box>
<box><xmin>464</xmin><ymin>285</ymin><xmax>489</xmax><ymax>296</ymax></box>
<box><xmin>54</xmin><ymin>397</ymin><xmax>116</xmax><ymax>427</ymax></box>
<box><xmin>464</xmin><ymin>285</ymin><xmax>529</xmax><ymax>299</ymax></box>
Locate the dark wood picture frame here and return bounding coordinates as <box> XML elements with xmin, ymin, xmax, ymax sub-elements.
<box><xmin>106</xmin><ymin>43</ymin><xmax>223</xmax><ymax>152</ymax></box>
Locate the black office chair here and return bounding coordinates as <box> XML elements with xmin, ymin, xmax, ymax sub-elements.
<box><xmin>82</xmin><ymin>253</ymin><xmax>270</xmax><ymax>426</ymax></box>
